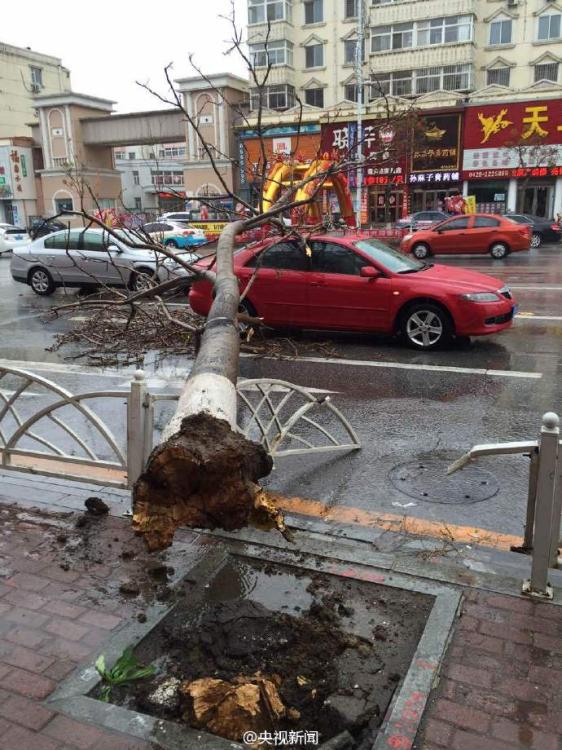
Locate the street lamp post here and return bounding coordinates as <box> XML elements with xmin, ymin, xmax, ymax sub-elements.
<box><xmin>355</xmin><ymin>0</ymin><xmax>365</xmax><ymax>229</ymax></box>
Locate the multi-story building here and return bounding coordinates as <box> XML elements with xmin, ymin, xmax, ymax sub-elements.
<box><xmin>245</xmin><ymin>0</ymin><xmax>562</xmax><ymax>219</ymax></box>
<box><xmin>0</xmin><ymin>42</ymin><xmax>71</xmax><ymax>138</ymax></box>
<box><xmin>246</xmin><ymin>0</ymin><xmax>562</xmax><ymax>111</ymax></box>
<box><xmin>113</xmin><ymin>143</ymin><xmax>188</xmax><ymax>214</ymax></box>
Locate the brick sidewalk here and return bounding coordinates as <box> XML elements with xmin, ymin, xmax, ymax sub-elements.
<box><xmin>415</xmin><ymin>589</ymin><xmax>562</xmax><ymax>750</ymax></box>
<box><xmin>0</xmin><ymin>499</ymin><xmax>561</xmax><ymax>750</ymax></box>
<box><xmin>0</xmin><ymin>504</ymin><xmax>156</xmax><ymax>750</ymax></box>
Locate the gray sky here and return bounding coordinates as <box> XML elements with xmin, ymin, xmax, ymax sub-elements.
<box><xmin>5</xmin><ymin>0</ymin><xmax>248</xmax><ymax>113</ymax></box>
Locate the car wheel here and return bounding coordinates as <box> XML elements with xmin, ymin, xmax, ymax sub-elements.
<box><xmin>412</xmin><ymin>243</ymin><xmax>430</xmax><ymax>260</ymax></box>
<box><xmin>29</xmin><ymin>267</ymin><xmax>55</xmax><ymax>296</ymax></box>
<box><xmin>490</xmin><ymin>242</ymin><xmax>509</xmax><ymax>259</ymax></box>
<box><xmin>400</xmin><ymin>303</ymin><xmax>452</xmax><ymax>350</ymax></box>
<box><xmin>238</xmin><ymin>298</ymin><xmax>257</xmax><ymax>336</ymax></box>
<box><xmin>165</xmin><ymin>239</ymin><xmax>178</xmax><ymax>248</ymax></box>
<box><xmin>530</xmin><ymin>233</ymin><xmax>542</xmax><ymax>249</ymax></box>
<box><xmin>130</xmin><ymin>268</ymin><xmax>155</xmax><ymax>292</ymax></box>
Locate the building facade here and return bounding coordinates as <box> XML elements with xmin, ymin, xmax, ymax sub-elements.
<box><xmin>246</xmin><ymin>0</ymin><xmax>562</xmax><ymax>110</ymax></box>
<box><xmin>0</xmin><ymin>42</ymin><xmax>71</xmax><ymax>138</ymax></box>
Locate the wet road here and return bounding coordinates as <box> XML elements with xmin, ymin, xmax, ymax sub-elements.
<box><xmin>0</xmin><ymin>244</ymin><xmax>560</xmax><ymax>541</ymax></box>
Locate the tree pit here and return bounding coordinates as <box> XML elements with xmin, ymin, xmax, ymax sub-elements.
<box><xmin>100</xmin><ymin>557</ymin><xmax>432</xmax><ymax>748</ymax></box>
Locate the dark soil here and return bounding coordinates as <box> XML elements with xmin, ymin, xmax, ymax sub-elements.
<box><xmin>106</xmin><ymin>558</ymin><xmax>432</xmax><ymax>748</ymax></box>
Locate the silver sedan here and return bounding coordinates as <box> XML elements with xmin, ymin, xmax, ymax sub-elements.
<box><xmin>10</xmin><ymin>227</ymin><xmax>199</xmax><ymax>296</ymax></box>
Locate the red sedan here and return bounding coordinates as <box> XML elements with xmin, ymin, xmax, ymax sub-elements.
<box><xmin>400</xmin><ymin>213</ymin><xmax>531</xmax><ymax>259</ymax></box>
<box><xmin>189</xmin><ymin>235</ymin><xmax>517</xmax><ymax>350</ymax></box>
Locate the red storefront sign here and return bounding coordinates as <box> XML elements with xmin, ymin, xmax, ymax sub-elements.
<box><xmin>320</xmin><ymin>120</ymin><xmax>408</xmax><ymax>188</ymax></box>
<box><xmin>462</xmin><ymin>99</ymin><xmax>562</xmax><ymax>178</ymax></box>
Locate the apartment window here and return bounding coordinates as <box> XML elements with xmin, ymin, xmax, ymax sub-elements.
<box><xmin>489</xmin><ymin>17</ymin><xmax>512</xmax><ymax>46</ymax></box>
<box><xmin>344</xmin><ymin>83</ymin><xmax>360</xmax><ymax>101</ymax></box>
<box><xmin>151</xmin><ymin>171</ymin><xmax>184</xmax><ymax>186</ymax></box>
<box><xmin>250</xmin><ymin>40</ymin><xmax>293</xmax><ymax>67</ymax></box>
<box><xmin>368</xmin><ymin>64</ymin><xmax>471</xmax><ymax>98</ymax></box>
<box><xmin>416</xmin><ymin>66</ymin><xmax>442</xmax><ymax>94</ymax></box>
<box><xmin>250</xmin><ymin>84</ymin><xmax>296</xmax><ymax>110</ymax></box>
<box><xmin>134</xmin><ymin>198</ymin><xmax>142</xmax><ymax>210</ymax></box>
<box><xmin>157</xmin><ymin>146</ymin><xmax>186</xmax><ymax>158</ymax></box>
<box><xmin>344</xmin><ymin>39</ymin><xmax>364</xmax><ymax>64</ymax></box>
<box><xmin>304</xmin><ymin>0</ymin><xmax>323</xmax><ymax>24</ymax></box>
<box><xmin>248</xmin><ymin>0</ymin><xmax>292</xmax><ymax>23</ymax></box>
<box><xmin>304</xmin><ymin>87</ymin><xmax>324</xmax><ymax>107</ymax></box>
<box><xmin>372</xmin><ymin>23</ymin><xmax>413</xmax><ymax>52</ymax></box>
<box><xmin>417</xmin><ymin>16</ymin><xmax>472</xmax><ymax>46</ymax></box>
<box><xmin>443</xmin><ymin>63</ymin><xmax>471</xmax><ymax>89</ymax></box>
<box><xmin>534</xmin><ymin>62</ymin><xmax>559</xmax><ymax>82</ymax></box>
<box><xmin>114</xmin><ymin>151</ymin><xmax>126</xmax><ymax>160</ymax></box>
<box><xmin>487</xmin><ymin>66</ymin><xmax>511</xmax><ymax>86</ymax></box>
<box><xmin>345</xmin><ymin>0</ymin><xmax>358</xmax><ymax>18</ymax></box>
<box><xmin>128</xmin><ymin>152</ymin><xmax>135</xmax><ymax>160</ymax></box>
<box><xmin>132</xmin><ymin>170</ymin><xmax>140</xmax><ymax>185</ymax></box>
<box><xmin>538</xmin><ymin>13</ymin><xmax>561</xmax><ymax>41</ymax></box>
<box><xmin>393</xmin><ymin>69</ymin><xmax>413</xmax><ymax>96</ymax></box>
<box><xmin>305</xmin><ymin>43</ymin><xmax>324</xmax><ymax>68</ymax></box>
<box><xmin>30</xmin><ymin>66</ymin><xmax>43</xmax><ymax>87</ymax></box>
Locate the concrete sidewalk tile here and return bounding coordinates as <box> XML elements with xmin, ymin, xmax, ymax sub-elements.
<box><xmin>447</xmin><ymin>663</ymin><xmax>493</xmax><ymax>689</ymax></box>
<box><xmin>41</xmin><ymin>600</ymin><xmax>86</xmax><ymax>620</ymax></box>
<box><xmin>43</xmin><ymin>715</ymin><xmax>105</xmax><ymax>749</ymax></box>
<box><xmin>5</xmin><ymin>572</ymin><xmax>51</xmax><ymax>592</ymax></box>
<box><xmin>4</xmin><ymin>588</ymin><xmax>49</xmax><ymax>611</ymax></box>
<box><xmin>423</xmin><ymin>718</ymin><xmax>453</xmax><ymax>747</ymax></box>
<box><xmin>433</xmin><ymin>699</ymin><xmax>491</xmax><ymax>733</ymax></box>
<box><xmin>451</xmin><ymin>729</ymin><xmax>513</xmax><ymax>750</ymax></box>
<box><xmin>0</xmin><ymin>644</ymin><xmax>55</xmax><ymax>674</ymax></box>
<box><xmin>4</xmin><ymin>607</ymin><xmax>50</xmax><ymax>628</ymax></box>
<box><xmin>0</xmin><ymin>694</ymin><xmax>55</xmax><ymax>730</ymax></box>
<box><xmin>0</xmin><ymin>723</ymin><xmax>61</xmax><ymax>750</ymax></box>
<box><xmin>44</xmin><ymin>619</ymin><xmax>89</xmax><ymax>642</ymax></box>
<box><xmin>77</xmin><ymin>609</ymin><xmax>121</xmax><ymax>630</ymax></box>
<box><xmin>2</xmin><ymin>666</ymin><xmax>56</xmax><ymax>699</ymax></box>
<box><xmin>491</xmin><ymin>717</ymin><xmax>559</xmax><ymax>750</ymax></box>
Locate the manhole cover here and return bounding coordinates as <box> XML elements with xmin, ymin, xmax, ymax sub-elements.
<box><xmin>388</xmin><ymin>458</ymin><xmax>499</xmax><ymax>505</ymax></box>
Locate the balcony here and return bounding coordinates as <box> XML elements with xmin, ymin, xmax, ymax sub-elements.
<box><xmin>370</xmin><ymin>42</ymin><xmax>475</xmax><ymax>73</ymax></box>
<box><xmin>370</xmin><ymin>0</ymin><xmax>476</xmax><ymax>24</ymax></box>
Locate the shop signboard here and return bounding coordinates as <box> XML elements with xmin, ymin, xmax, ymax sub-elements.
<box><xmin>465</xmin><ymin>196</ymin><xmax>476</xmax><ymax>214</ymax></box>
<box><xmin>462</xmin><ymin>100</ymin><xmax>562</xmax><ymax>178</ymax></box>
<box><xmin>411</xmin><ymin>113</ymin><xmax>462</xmax><ymax>176</ymax></box>
<box><xmin>321</xmin><ymin>119</ymin><xmax>408</xmax><ymax>187</ymax></box>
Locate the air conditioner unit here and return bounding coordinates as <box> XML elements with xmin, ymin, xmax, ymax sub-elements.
<box><xmin>506</xmin><ymin>0</ymin><xmax>518</xmax><ymax>6</ymax></box>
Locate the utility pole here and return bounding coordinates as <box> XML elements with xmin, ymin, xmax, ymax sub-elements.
<box><xmin>355</xmin><ymin>0</ymin><xmax>365</xmax><ymax>228</ymax></box>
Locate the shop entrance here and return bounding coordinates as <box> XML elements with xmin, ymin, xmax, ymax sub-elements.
<box><xmin>368</xmin><ymin>189</ymin><xmax>404</xmax><ymax>224</ymax></box>
<box><xmin>517</xmin><ymin>183</ymin><xmax>554</xmax><ymax>218</ymax></box>
<box><xmin>410</xmin><ymin>188</ymin><xmax>458</xmax><ymax>213</ymax></box>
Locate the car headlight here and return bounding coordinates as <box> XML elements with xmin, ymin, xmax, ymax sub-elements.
<box><xmin>460</xmin><ymin>292</ymin><xmax>501</xmax><ymax>302</ymax></box>
<box><xmin>403</xmin><ymin>233</ymin><xmax>413</xmax><ymax>241</ymax></box>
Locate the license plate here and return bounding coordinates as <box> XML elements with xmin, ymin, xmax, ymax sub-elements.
<box><xmin>14</xmin><ymin>235</ymin><xmax>22</xmax><ymax>240</ymax></box>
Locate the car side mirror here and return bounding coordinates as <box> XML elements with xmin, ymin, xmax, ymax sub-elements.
<box><xmin>360</xmin><ymin>266</ymin><xmax>380</xmax><ymax>279</ymax></box>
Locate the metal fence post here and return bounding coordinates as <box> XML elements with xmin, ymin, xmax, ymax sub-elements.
<box><xmin>548</xmin><ymin>439</ymin><xmax>562</xmax><ymax>568</ymax></box>
<box><xmin>520</xmin><ymin>448</ymin><xmax>540</xmax><ymax>553</ymax></box>
<box><xmin>523</xmin><ymin>412</ymin><xmax>559</xmax><ymax>599</ymax></box>
<box><xmin>127</xmin><ymin>369</ymin><xmax>147</xmax><ymax>489</ymax></box>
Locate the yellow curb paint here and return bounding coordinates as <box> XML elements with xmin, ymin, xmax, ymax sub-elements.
<box><xmin>277</xmin><ymin>495</ymin><xmax>523</xmax><ymax>551</ymax></box>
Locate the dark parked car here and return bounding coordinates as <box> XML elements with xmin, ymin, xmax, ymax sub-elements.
<box><xmin>29</xmin><ymin>218</ymin><xmax>68</xmax><ymax>240</ymax></box>
<box><xmin>395</xmin><ymin>211</ymin><xmax>448</xmax><ymax>232</ymax></box>
<box><xmin>504</xmin><ymin>214</ymin><xmax>561</xmax><ymax>248</ymax></box>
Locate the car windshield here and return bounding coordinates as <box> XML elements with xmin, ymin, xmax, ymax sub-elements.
<box><xmin>354</xmin><ymin>239</ymin><xmax>425</xmax><ymax>273</ymax></box>
<box><xmin>504</xmin><ymin>216</ymin><xmax>524</xmax><ymax>224</ymax></box>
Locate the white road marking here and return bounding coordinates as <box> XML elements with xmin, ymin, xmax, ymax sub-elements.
<box><xmin>241</xmin><ymin>354</ymin><xmax>543</xmax><ymax>380</ymax></box>
<box><xmin>510</xmin><ymin>285</ymin><xmax>562</xmax><ymax>291</ymax></box>
<box><xmin>516</xmin><ymin>313</ymin><xmax>562</xmax><ymax>321</ymax></box>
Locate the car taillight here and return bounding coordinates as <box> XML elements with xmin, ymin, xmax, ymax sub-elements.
<box><xmin>551</xmin><ymin>224</ymin><xmax>560</xmax><ymax>231</ymax></box>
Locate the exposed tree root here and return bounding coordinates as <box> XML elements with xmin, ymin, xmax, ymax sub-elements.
<box><xmin>132</xmin><ymin>412</ymin><xmax>283</xmax><ymax>551</ymax></box>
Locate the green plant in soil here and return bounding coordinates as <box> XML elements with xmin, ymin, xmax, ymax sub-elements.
<box><xmin>95</xmin><ymin>648</ymin><xmax>156</xmax><ymax>702</ymax></box>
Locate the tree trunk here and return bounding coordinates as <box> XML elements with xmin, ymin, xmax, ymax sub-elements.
<box><xmin>132</xmin><ymin>221</ymin><xmax>280</xmax><ymax>551</ymax></box>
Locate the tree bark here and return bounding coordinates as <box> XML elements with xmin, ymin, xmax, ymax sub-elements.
<box><xmin>132</xmin><ymin>221</ymin><xmax>280</xmax><ymax>550</ymax></box>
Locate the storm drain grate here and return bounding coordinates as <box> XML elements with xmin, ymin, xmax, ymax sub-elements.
<box><xmin>389</xmin><ymin>457</ymin><xmax>499</xmax><ymax>505</ymax></box>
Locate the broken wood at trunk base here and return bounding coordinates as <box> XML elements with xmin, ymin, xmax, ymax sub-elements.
<box><xmin>132</xmin><ymin>221</ymin><xmax>290</xmax><ymax>551</ymax></box>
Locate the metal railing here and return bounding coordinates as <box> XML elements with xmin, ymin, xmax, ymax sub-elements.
<box><xmin>449</xmin><ymin>412</ymin><xmax>561</xmax><ymax>599</ymax></box>
<box><xmin>1</xmin><ymin>367</ymin><xmax>361</xmax><ymax>492</ymax></box>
